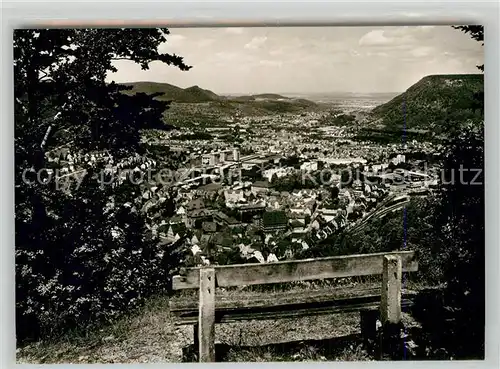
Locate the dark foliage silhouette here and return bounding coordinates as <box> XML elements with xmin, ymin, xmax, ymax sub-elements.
<box><xmin>15</xmin><ymin>28</ymin><xmax>191</xmax><ymax>341</ymax></box>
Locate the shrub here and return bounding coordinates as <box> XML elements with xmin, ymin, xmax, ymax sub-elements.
<box><xmin>15</xmin><ymin>169</ymin><xmax>174</xmax><ymax>342</ymax></box>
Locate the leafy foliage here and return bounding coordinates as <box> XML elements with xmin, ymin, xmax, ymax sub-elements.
<box><xmin>408</xmin><ymin>26</ymin><xmax>485</xmax><ymax>359</ymax></box>
<box><xmin>15</xmin><ymin>28</ymin><xmax>190</xmax><ymax>341</ymax></box>
<box><xmin>427</xmin><ymin>26</ymin><xmax>485</xmax><ymax>358</ymax></box>
<box><xmin>452</xmin><ymin>25</ymin><xmax>484</xmax><ymax>71</ymax></box>
<box><xmin>429</xmin><ymin>122</ymin><xmax>485</xmax><ymax>358</ymax></box>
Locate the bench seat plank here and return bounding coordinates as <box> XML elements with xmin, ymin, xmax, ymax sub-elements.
<box><xmin>171</xmin><ymin>296</ymin><xmax>416</xmax><ymax>325</ymax></box>
<box><xmin>169</xmin><ymin>286</ymin><xmax>417</xmax><ymax>325</ymax></box>
<box><xmin>171</xmin><ymin>284</ymin><xmax>382</xmax><ymax>310</ymax></box>
<box><xmin>173</xmin><ymin>251</ymin><xmax>417</xmax><ymax>290</ymax></box>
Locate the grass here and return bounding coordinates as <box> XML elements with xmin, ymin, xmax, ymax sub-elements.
<box><xmin>223</xmin><ymin>338</ymin><xmax>373</xmax><ymax>362</ymax></box>
<box><xmin>17</xmin><ymin>282</ymin><xmax>426</xmax><ymax>363</ymax></box>
<box><xmin>16</xmin><ymin>294</ymin><xmax>191</xmax><ymax>363</ymax></box>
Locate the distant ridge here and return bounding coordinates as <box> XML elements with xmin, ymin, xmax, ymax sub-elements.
<box><xmin>120</xmin><ymin>81</ymin><xmax>319</xmax><ymax>115</ymax></box>
<box><xmin>121</xmin><ymin>81</ymin><xmax>222</xmax><ymax>103</ymax></box>
<box><xmin>369</xmin><ymin>74</ymin><xmax>484</xmax><ymax>132</ymax></box>
<box><xmin>120</xmin><ymin>82</ymin><xmax>317</xmax><ymax>105</ymax></box>
<box><xmin>252</xmin><ymin>93</ymin><xmax>289</xmax><ymax>99</ymax></box>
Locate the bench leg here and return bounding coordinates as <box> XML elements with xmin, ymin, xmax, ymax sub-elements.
<box><xmin>379</xmin><ymin>255</ymin><xmax>404</xmax><ymax>359</ymax></box>
<box><xmin>360</xmin><ymin>309</ymin><xmax>378</xmax><ymax>344</ymax></box>
<box><xmin>193</xmin><ymin>323</ymin><xmax>199</xmax><ymax>361</ymax></box>
<box><xmin>380</xmin><ymin>255</ymin><xmax>402</xmax><ymax>325</ymax></box>
<box><xmin>198</xmin><ymin>268</ymin><xmax>216</xmax><ymax>362</ymax></box>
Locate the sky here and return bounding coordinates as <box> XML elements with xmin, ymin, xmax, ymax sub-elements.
<box><xmin>108</xmin><ymin>26</ymin><xmax>484</xmax><ymax>94</ymax></box>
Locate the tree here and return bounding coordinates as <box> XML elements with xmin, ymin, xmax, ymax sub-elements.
<box><xmin>15</xmin><ymin>28</ymin><xmax>191</xmax><ymax>341</ymax></box>
<box><xmin>417</xmin><ymin>26</ymin><xmax>485</xmax><ymax>359</ymax></box>
<box><xmin>15</xmin><ymin>29</ymin><xmax>190</xmax><ymax>164</ymax></box>
<box><xmin>452</xmin><ymin>26</ymin><xmax>484</xmax><ymax>71</ymax></box>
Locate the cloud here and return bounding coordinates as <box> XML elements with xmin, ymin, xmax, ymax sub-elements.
<box><xmin>359</xmin><ymin>26</ymin><xmax>436</xmax><ymax>48</ymax></box>
<box><xmin>244</xmin><ymin>36</ymin><xmax>268</xmax><ymax>50</ymax></box>
<box><xmin>213</xmin><ymin>51</ymin><xmax>241</xmax><ymax>61</ymax></box>
<box><xmin>418</xmin><ymin>25</ymin><xmax>436</xmax><ymax>31</ymax></box>
<box><xmin>109</xmin><ymin>26</ymin><xmax>483</xmax><ymax>94</ymax></box>
<box><xmin>158</xmin><ymin>34</ymin><xmax>186</xmax><ymax>52</ymax></box>
<box><xmin>209</xmin><ymin>51</ymin><xmax>260</xmax><ymax>68</ymax></box>
<box><xmin>411</xmin><ymin>26</ymin><xmax>437</xmax><ymax>40</ymax></box>
<box><xmin>166</xmin><ymin>34</ymin><xmax>186</xmax><ymax>44</ymax></box>
<box><xmin>358</xmin><ymin>30</ymin><xmax>396</xmax><ymax>46</ymax></box>
<box><xmin>225</xmin><ymin>27</ymin><xmax>244</xmax><ymax>35</ymax></box>
<box><xmin>410</xmin><ymin>46</ymin><xmax>435</xmax><ymax>58</ymax></box>
<box><xmin>269</xmin><ymin>48</ymin><xmax>285</xmax><ymax>56</ymax></box>
<box><xmin>197</xmin><ymin>38</ymin><xmax>215</xmax><ymax>48</ymax></box>
<box><xmin>366</xmin><ymin>51</ymin><xmax>389</xmax><ymax>57</ymax></box>
<box><xmin>259</xmin><ymin>60</ymin><xmax>283</xmax><ymax>67</ymax></box>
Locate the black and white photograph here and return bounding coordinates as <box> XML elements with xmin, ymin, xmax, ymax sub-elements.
<box><xmin>15</xmin><ymin>24</ymin><xmax>485</xmax><ymax>363</ymax></box>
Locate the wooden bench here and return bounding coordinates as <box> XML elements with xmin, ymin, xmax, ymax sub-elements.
<box><xmin>170</xmin><ymin>250</ymin><xmax>418</xmax><ymax>362</ymax></box>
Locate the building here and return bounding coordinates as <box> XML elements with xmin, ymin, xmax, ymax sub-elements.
<box><xmin>224</xmin><ymin>189</ymin><xmax>245</xmax><ymax>203</ymax></box>
<box><xmin>202</xmin><ymin>221</ymin><xmax>217</xmax><ymax>233</ymax></box>
<box><xmin>251</xmin><ymin>180</ymin><xmax>274</xmax><ymax>194</ymax></box>
<box><xmin>300</xmin><ymin>161</ymin><xmax>318</xmax><ymax>172</ymax></box>
<box><xmin>391</xmin><ymin>154</ymin><xmax>406</xmax><ymax>165</ymax></box>
<box><xmin>185</xmin><ymin>208</ymin><xmax>213</xmax><ymax>228</ymax></box>
<box><xmin>320</xmin><ymin>157</ymin><xmax>367</xmax><ymax>166</ymax></box>
<box><xmin>262</xmin><ymin>168</ymin><xmax>289</xmax><ymax>182</ymax></box>
<box><xmin>213</xmin><ymin>211</ymin><xmax>241</xmax><ymax>228</ymax></box>
<box><xmin>260</xmin><ymin>211</ymin><xmax>288</xmax><ymax>233</ymax></box>
<box><xmin>201</xmin><ymin>153</ymin><xmax>218</xmax><ymax>166</ymax></box>
<box><xmin>232</xmin><ymin>148</ymin><xmax>240</xmax><ymax>162</ymax></box>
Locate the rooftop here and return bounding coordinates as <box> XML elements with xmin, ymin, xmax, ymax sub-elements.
<box><xmin>262</xmin><ymin>211</ymin><xmax>288</xmax><ymax>227</ymax></box>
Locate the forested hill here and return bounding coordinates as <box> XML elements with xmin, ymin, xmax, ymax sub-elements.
<box><xmin>121</xmin><ymin>82</ymin><xmax>316</xmax><ymax>105</ymax></box>
<box><xmin>369</xmin><ymin>74</ymin><xmax>484</xmax><ymax>133</ymax></box>
<box><xmin>121</xmin><ymin>82</ymin><xmax>222</xmax><ymax>103</ymax></box>
<box><xmin>120</xmin><ymin>81</ymin><xmax>319</xmax><ymax>117</ymax></box>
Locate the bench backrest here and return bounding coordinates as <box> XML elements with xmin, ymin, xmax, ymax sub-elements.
<box><xmin>172</xmin><ymin>250</ymin><xmax>418</xmax><ymax>290</ymax></box>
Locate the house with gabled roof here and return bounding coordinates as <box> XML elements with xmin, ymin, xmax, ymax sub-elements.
<box><xmin>251</xmin><ymin>180</ymin><xmax>274</xmax><ymax>194</ymax></box>
<box><xmin>213</xmin><ymin>211</ymin><xmax>241</xmax><ymax>228</ymax></box>
<box><xmin>202</xmin><ymin>221</ymin><xmax>217</xmax><ymax>233</ymax></box>
<box><xmin>260</xmin><ymin>211</ymin><xmax>288</xmax><ymax>233</ymax></box>
<box><xmin>186</xmin><ymin>197</ymin><xmax>205</xmax><ymax>211</ymax></box>
<box><xmin>191</xmin><ymin>234</ymin><xmax>200</xmax><ymax>245</ymax></box>
<box><xmin>185</xmin><ymin>208</ymin><xmax>214</xmax><ymax>228</ymax></box>
<box><xmin>212</xmin><ymin>231</ymin><xmax>234</xmax><ymax>252</ymax></box>
<box><xmin>224</xmin><ymin>189</ymin><xmax>245</xmax><ymax>203</ymax></box>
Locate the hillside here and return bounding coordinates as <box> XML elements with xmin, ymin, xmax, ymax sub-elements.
<box><xmin>163</xmin><ymin>99</ymin><xmax>320</xmax><ymax>128</ymax></box>
<box><xmin>369</xmin><ymin>74</ymin><xmax>484</xmax><ymax>133</ymax></box>
<box><xmin>121</xmin><ymin>82</ymin><xmax>317</xmax><ymax>107</ymax></box>
<box><xmin>121</xmin><ymin>82</ymin><xmax>222</xmax><ymax>103</ymax></box>
<box><xmin>121</xmin><ymin>81</ymin><xmax>319</xmax><ymax>124</ymax></box>
<box><xmin>252</xmin><ymin>93</ymin><xmax>289</xmax><ymax>100</ymax></box>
